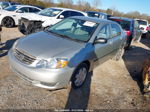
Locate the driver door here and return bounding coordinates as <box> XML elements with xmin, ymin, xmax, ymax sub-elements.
<box><xmin>94</xmin><ymin>24</ymin><xmax>114</xmax><ymax>64</ymax></box>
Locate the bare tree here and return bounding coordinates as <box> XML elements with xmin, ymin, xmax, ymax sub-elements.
<box><xmin>93</xmin><ymin>0</ymin><xmax>101</xmax><ymax>8</ymax></box>
<box><xmin>58</xmin><ymin>0</ymin><xmax>73</xmax><ymax>5</ymax></box>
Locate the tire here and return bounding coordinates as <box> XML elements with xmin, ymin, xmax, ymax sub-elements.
<box><xmin>142</xmin><ymin>33</ymin><xmax>146</xmax><ymax>38</ymax></box>
<box><xmin>113</xmin><ymin>47</ymin><xmax>124</xmax><ymax>61</ymax></box>
<box><xmin>71</xmin><ymin>63</ymin><xmax>89</xmax><ymax>89</ymax></box>
<box><xmin>26</xmin><ymin>23</ymin><xmax>35</xmax><ymax>35</ymax></box>
<box><xmin>18</xmin><ymin>23</ymin><xmax>27</xmax><ymax>35</ymax></box>
<box><xmin>2</xmin><ymin>17</ymin><xmax>15</xmax><ymax>28</ymax></box>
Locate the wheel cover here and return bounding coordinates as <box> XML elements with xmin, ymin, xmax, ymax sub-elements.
<box><xmin>3</xmin><ymin>18</ymin><xmax>13</xmax><ymax>27</ymax></box>
<box><xmin>74</xmin><ymin>67</ymin><xmax>87</xmax><ymax>87</ymax></box>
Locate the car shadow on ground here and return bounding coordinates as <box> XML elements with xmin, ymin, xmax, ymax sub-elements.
<box><xmin>123</xmin><ymin>46</ymin><xmax>150</xmax><ymax>94</ymax></box>
<box><xmin>141</xmin><ymin>38</ymin><xmax>150</xmax><ymax>48</ymax></box>
<box><xmin>65</xmin><ymin>71</ymin><xmax>93</xmax><ymax>110</ymax></box>
<box><xmin>0</xmin><ymin>38</ymin><xmax>19</xmax><ymax>58</ymax></box>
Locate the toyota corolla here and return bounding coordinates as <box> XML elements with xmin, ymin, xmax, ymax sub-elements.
<box><xmin>8</xmin><ymin>16</ymin><xmax>126</xmax><ymax>90</ymax></box>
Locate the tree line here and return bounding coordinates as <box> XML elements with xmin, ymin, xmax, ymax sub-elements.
<box><xmin>4</xmin><ymin>0</ymin><xmax>150</xmax><ymax>23</ymax></box>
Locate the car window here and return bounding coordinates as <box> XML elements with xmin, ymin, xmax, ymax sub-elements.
<box><xmin>4</xmin><ymin>5</ymin><xmax>17</xmax><ymax>11</ymax></box>
<box><xmin>19</xmin><ymin>7</ymin><xmax>29</xmax><ymax>13</ymax></box>
<box><xmin>70</xmin><ymin>11</ymin><xmax>84</xmax><ymax>16</ymax></box>
<box><xmin>134</xmin><ymin>20</ymin><xmax>139</xmax><ymax>29</ymax></box>
<box><xmin>38</xmin><ymin>8</ymin><xmax>62</xmax><ymax>17</ymax></box>
<box><xmin>29</xmin><ymin>7</ymin><xmax>40</xmax><ymax>13</ymax></box>
<box><xmin>59</xmin><ymin>11</ymin><xmax>70</xmax><ymax>18</ymax></box>
<box><xmin>111</xmin><ymin>24</ymin><xmax>121</xmax><ymax>38</ymax></box>
<box><xmin>97</xmin><ymin>24</ymin><xmax>110</xmax><ymax>39</ymax></box>
<box><xmin>137</xmin><ymin>20</ymin><xmax>148</xmax><ymax>26</ymax></box>
<box><xmin>87</xmin><ymin>12</ymin><xmax>107</xmax><ymax>19</ymax></box>
<box><xmin>1</xmin><ymin>2</ymin><xmax>9</xmax><ymax>9</ymax></box>
<box><xmin>109</xmin><ymin>19</ymin><xmax>131</xmax><ymax>31</ymax></box>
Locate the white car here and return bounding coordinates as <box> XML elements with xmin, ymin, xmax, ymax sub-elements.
<box><xmin>0</xmin><ymin>5</ymin><xmax>42</xmax><ymax>27</ymax></box>
<box><xmin>136</xmin><ymin>19</ymin><xmax>149</xmax><ymax>34</ymax></box>
<box><xmin>18</xmin><ymin>7</ymin><xmax>87</xmax><ymax>34</ymax></box>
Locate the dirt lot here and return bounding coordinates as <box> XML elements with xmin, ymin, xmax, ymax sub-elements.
<box><xmin>0</xmin><ymin>27</ymin><xmax>150</xmax><ymax>111</ymax></box>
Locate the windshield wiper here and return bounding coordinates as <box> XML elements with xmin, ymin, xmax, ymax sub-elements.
<box><xmin>47</xmin><ymin>30</ymin><xmax>84</xmax><ymax>43</ymax></box>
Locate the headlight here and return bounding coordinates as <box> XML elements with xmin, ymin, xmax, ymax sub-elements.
<box><xmin>12</xmin><ymin>39</ymin><xmax>19</xmax><ymax>51</ymax></box>
<box><xmin>36</xmin><ymin>58</ymin><xmax>68</xmax><ymax>69</ymax></box>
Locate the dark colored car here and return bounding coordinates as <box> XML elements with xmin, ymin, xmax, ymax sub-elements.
<box><xmin>109</xmin><ymin>17</ymin><xmax>142</xmax><ymax>49</ymax></box>
<box><xmin>86</xmin><ymin>11</ymin><xmax>111</xmax><ymax>19</ymax></box>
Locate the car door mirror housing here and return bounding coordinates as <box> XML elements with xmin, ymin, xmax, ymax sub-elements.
<box><xmin>59</xmin><ymin>15</ymin><xmax>64</xmax><ymax>19</ymax></box>
<box><xmin>94</xmin><ymin>38</ymin><xmax>107</xmax><ymax>44</ymax></box>
<box><xmin>17</xmin><ymin>10</ymin><xmax>23</xmax><ymax>13</ymax></box>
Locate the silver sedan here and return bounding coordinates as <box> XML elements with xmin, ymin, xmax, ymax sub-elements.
<box><xmin>8</xmin><ymin>16</ymin><xmax>126</xmax><ymax>90</ymax></box>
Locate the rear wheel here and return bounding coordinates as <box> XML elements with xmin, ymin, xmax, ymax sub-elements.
<box><xmin>2</xmin><ymin>17</ymin><xmax>15</xmax><ymax>28</ymax></box>
<box><xmin>71</xmin><ymin>63</ymin><xmax>88</xmax><ymax>89</ymax></box>
<box><xmin>113</xmin><ymin>47</ymin><xmax>124</xmax><ymax>61</ymax></box>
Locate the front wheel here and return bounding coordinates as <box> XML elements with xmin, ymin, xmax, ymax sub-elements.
<box><xmin>2</xmin><ymin>17</ymin><xmax>15</xmax><ymax>28</ymax></box>
<box><xmin>71</xmin><ymin>63</ymin><xmax>88</xmax><ymax>89</ymax></box>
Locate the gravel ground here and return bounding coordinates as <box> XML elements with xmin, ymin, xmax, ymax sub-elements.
<box><xmin>0</xmin><ymin>27</ymin><xmax>150</xmax><ymax>111</ymax></box>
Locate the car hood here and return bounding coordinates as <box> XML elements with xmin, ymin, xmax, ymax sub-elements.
<box><xmin>21</xmin><ymin>13</ymin><xmax>53</xmax><ymax>22</ymax></box>
<box><xmin>16</xmin><ymin>31</ymin><xmax>85</xmax><ymax>59</ymax></box>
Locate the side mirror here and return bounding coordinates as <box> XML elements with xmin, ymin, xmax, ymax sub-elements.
<box><xmin>59</xmin><ymin>15</ymin><xmax>64</xmax><ymax>19</ymax></box>
<box><xmin>17</xmin><ymin>10</ymin><xmax>23</xmax><ymax>13</ymax></box>
<box><xmin>94</xmin><ymin>38</ymin><xmax>107</xmax><ymax>44</ymax></box>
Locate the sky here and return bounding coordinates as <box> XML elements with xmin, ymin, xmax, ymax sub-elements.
<box><xmin>56</xmin><ymin>0</ymin><xmax>150</xmax><ymax>15</ymax></box>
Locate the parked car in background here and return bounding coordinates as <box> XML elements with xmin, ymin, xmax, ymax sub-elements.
<box><xmin>18</xmin><ymin>7</ymin><xmax>87</xmax><ymax>35</ymax></box>
<box><xmin>135</xmin><ymin>19</ymin><xmax>149</xmax><ymax>37</ymax></box>
<box><xmin>109</xmin><ymin>17</ymin><xmax>142</xmax><ymax>49</ymax></box>
<box><xmin>0</xmin><ymin>1</ymin><xmax>20</xmax><ymax>10</ymax></box>
<box><xmin>0</xmin><ymin>5</ymin><xmax>42</xmax><ymax>28</ymax></box>
<box><xmin>149</xmin><ymin>24</ymin><xmax>150</xmax><ymax>32</ymax></box>
<box><xmin>86</xmin><ymin>11</ymin><xmax>110</xmax><ymax>19</ymax></box>
<box><xmin>8</xmin><ymin>16</ymin><xmax>126</xmax><ymax>90</ymax></box>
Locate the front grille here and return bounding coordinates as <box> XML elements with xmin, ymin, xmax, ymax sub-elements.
<box><xmin>14</xmin><ymin>48</ymin><xmax>36</xmax><ymax>65</ymax></box>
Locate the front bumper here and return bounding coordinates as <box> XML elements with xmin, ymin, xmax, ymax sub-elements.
<box><xmin>18</xmin><ymin>18</ymin><xmax>43</xmax><ymax>35</ymax></box>
<box><xmin>8</xmin><ymin>49</ymin><xmax>74</xmax><ymax>90</ymax></box>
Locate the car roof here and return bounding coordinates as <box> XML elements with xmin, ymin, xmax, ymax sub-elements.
<box><xmin>70</xmin><ymin>16</ymin><xmax>116</xmax><ymax>24</ymax></box>
<box><xmin>51</xmin><ymin>7</ymin><xmax>86</xmax><ymax>13</ymax></box>
<box><xmin>14</xmin><ymin>5</ymin><xmax>41</xmax><ymax>9</ymax></box>
<box><xmin>109</xmin><ymin>16</ymin><xmax>134</xmax><ymax>22</ymax></box>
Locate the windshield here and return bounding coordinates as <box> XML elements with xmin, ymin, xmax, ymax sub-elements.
<box><xmin>47</xmin><ymin>18</ymin><xmax>98</xmax><ymax>42</ymax></box>
<box><xmin>110</xmin><ymin>19</ymin><xmax>131</xmax><ymax>31</ymax></box>
<box><xmin>5</xmin><ymin>5</ymin><xmax>17</xmax><ymax>11</ymax></box>
<box><xmin>0</xmin><ymin>2</ymin><xmax>9</xmax><ymax>9</ymax></box>
<box><xmin>87</xmin><ymin>12</ymin><xmax>106</xmax><ymax>19</ymax></box>
<box><xmin>38</xmin><ymin>8</ymin><xmax>62</xmax><ymax>17</ymax></box>
<box><xmin>137</xmin><ymin>20</ymin><xmax>148</xmax><ymax>26</ymax></box>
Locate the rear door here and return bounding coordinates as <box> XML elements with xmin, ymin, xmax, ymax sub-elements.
<box><xmin>110</xmin><ymin>23</ymin><xmax>123</xmax><ymax>55</ymax></box>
